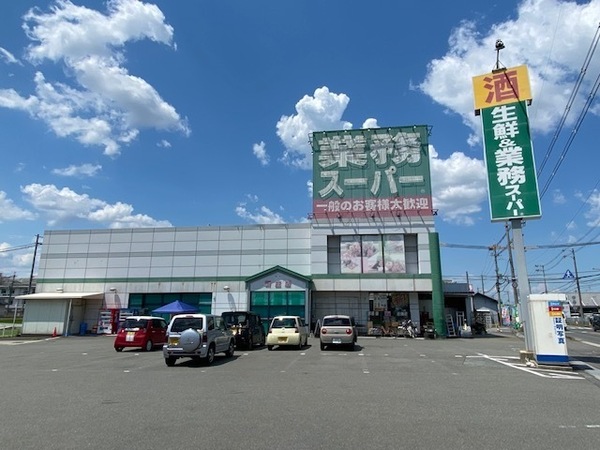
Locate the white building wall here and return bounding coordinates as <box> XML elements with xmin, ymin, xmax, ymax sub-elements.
<box><xmin>38</xmin><ymin>225</ymin><xmax>312</xmax><ymax>304</ymax></box>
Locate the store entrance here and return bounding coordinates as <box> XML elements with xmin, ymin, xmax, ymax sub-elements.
<box><xmin>367</xmin><ymin>293</ymin><xmax>412</xmax><ymax>336</ymax></box>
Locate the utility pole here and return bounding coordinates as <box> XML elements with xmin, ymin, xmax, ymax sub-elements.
<box><xmin>490</xmin><ymin>245</ymin><xmax>503</xmax><ymax>326</ymax></box>
<box><xmin>505</xmin><ymin>222</ymin><xmax>518</xmax><ymax>307</ymax></box>
<box><xmin>535</xmin><ymin>264</ymin><xmax>548</xmax><ymax>293</ymax></box>
<box><xmin>28</xmin><ymin>234</ymin><xmax>42</xmax><ymax>294</ymax></box>
<box><xmin>466</xmin><ymin>271</ymin><xmax>474</xmax><ymax>325</ymax></box>
<box><xmin>10</xmin><ymin>273</ymin><xmax>18</xmax><ymax>327</ymax></box>
<box><xmin>571</xmin><ymin>249</ymin><xmax>584</xmax><ymax>319</ymax></box>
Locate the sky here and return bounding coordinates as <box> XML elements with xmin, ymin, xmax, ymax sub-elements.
<box><xmin>2</xmin><ymin>0</ymin><xmax>600</xmax><ymax>302</ymax></box>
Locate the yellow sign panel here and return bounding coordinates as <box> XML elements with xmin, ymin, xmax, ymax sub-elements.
<box><xmin>472</xmin><ymin>65</ymin><xmax>532</xmax><ymax>111</ymax></box>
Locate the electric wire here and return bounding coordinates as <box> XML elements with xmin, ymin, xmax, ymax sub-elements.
<box><xmin>536</xmin><ymin>22</ymin><xmax>600</xmax><ymax>176</ymax></box>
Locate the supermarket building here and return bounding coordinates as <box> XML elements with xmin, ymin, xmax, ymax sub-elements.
<box><xmin>18</xmin><ymin>126</ymin><xmax>455</xmax><ymax>336</ymax></box>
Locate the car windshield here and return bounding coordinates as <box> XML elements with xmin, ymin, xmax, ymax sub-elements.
<box><xmin>272</xmin><ymin>318</ymin><xmax>296</xmax><ymax>328</ymax></box>
<box><xmin>123</xmin><ymin>319</ymin><xmax>148</xmax><ymax>330</ymax></box>
<box><xmin>323</xmin><ymin>317</ymin><xmax>351</xmax><ymax>326</ymax></box>
<box><xmin>222</xmin><ymin>313</ymin><xmax>248</xmax><ymax>326</ymax></box>
<box><xmin>171</xmin><ymin>318</ymin><xmax>203</xmax><ymax>333</ymax></box>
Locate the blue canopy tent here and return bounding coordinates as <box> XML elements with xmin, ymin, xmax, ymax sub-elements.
<box><xmin>152</xmin><ymin>300</ymin><xmax>199</xmax><ymax>315</ymax></box>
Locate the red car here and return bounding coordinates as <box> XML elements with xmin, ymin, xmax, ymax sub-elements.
<box><xmin>114</xmin><ymin>316</ymin><xmax>168</xmax><ymax>352</ymax></box>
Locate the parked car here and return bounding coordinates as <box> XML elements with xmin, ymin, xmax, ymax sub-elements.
<box><xmin>591</xmin><ymin>314</ymin><xmax>600</xmax><ymax>332</ymax></box>
<box><xmin>114</xmin><ymin>316</ymin><xmax>168</xmax><ymax>352</ymax></box>
<box><xmin>266</xmin><ymin>315</ymin><xmax>309</xmax><ymax>350</ymax></box>
<box><xmin>222</xmin><ymin>311</ymin><xmax>266</xmax><ymax>350</ymax></box>
<box><xmin>162</xmin><ymin>314</ymin><xmax>235</xmax><ymax>366</ymax></box>
<box><xmin>319</xmin><ymin>314</ymin><xmax>357</xmax><ymax>351</ymax></box>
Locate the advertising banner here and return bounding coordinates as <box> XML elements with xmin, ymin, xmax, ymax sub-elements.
<box><xmin>311</xmin><ymin>126</ymin><xmax>432</xmax><ymax>219</ymax></box>
<box><xmin>481</xmin><ymin>100</ymin><xmax>541</xmax><ymax>220</ymax></box>
<box><xmin>472</xmin><ymin>65</ymin><xmax>532</xmax><ymax>111</ymax></box>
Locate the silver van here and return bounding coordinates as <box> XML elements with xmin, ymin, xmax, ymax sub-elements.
<box><xmin>162</xmin><ymin>314</ymin><xmax>235</xmax><ymax>366</ymax></box>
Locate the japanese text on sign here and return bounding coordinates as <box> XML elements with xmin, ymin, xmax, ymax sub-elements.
<box><xmin>481</xmin><ymin>100</ymin><xmax>541</xmax><ymax>221</ymax></box>
<box><xmin>311</xmin><ymin>126</ymin><xmax>433</xmax><ymax>219</ymax></box>
<box><xmin>472</xmin><ymin>65</ymin><xmax>532</xmax><ymax>110</ymax></box>
<box><xmin>553</xmin><ymin>317</ymin><xmax>566</xmax><ymax>345</ymax></box>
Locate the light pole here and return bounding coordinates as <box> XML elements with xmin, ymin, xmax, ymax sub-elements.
<box><xmin>535</xmin><ymin>264</ymin><xmax>548</xmax><ymax>293</ymax></box>
<box><xmin>571</xmin><ymin>249</ymin><xmax>584</xmax><ymax>319</ymax></box>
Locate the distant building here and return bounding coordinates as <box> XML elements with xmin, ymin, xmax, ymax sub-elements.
<box><xmin>0</xmin><ymin>274</ymin><xmax>33</xmax><ymax>317</ymax></box>
<box><xmin>564</xmin><ymin>292</ymin><xmax>600</xmax><ymax>316</ymax></box>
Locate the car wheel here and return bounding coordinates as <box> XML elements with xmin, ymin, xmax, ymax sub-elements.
<box><xmin>348</xmin><ymin>342</ymin><xmax>355</xmax><ymax>351</ymax></box>
<box><xmin>144</xmin><ymin>340</ymin><xmax>153</xmax><ymax>352</ymax></box>
<box><xmin>267</xmin><ymin>345</ymin><xmax>274</xmax><ymax>351</ymax></box>
<box><xmin>247</xmin><ymin>334</ymin><xmax>253</xmax><ymax>351</ymax></box>
<box><xmin>320</xmin><ymin>342</ymin><xmax>325</xmax><ymax>351</ymax></box>
<box><xmin>260</xmin><ymin>333</ymin><xmax>266</xmax><ymax>346</ymax></box>
<box><xmin>165</xmin><ymin>357</ymin><xmax>176</xmax><ymax>367</ymax></box>
<box><xmin>204</xmin><ymin>345</ymin><xmax>216</xmax><ymax>365</ymax></box>
<box><xmin>225</xmin><ymin>340</ymin><xmax>235</xmax><ymax>357</ymax></box>
<box><xmin>114</xmin><ymin>347</ymin><xmax>123</xmax><ymax>352</ymax></box>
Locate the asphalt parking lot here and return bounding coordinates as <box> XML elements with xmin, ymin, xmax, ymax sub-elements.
<box><xmin>2</xmin><ymin>332</ymin><xmax>600</xmax><ymax>450</ymax></box>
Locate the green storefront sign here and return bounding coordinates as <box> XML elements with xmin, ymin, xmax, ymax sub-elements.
<box><xmin>311</xmin><ymin>126</ymin><xmax>433</xmax><ymax>219</ymax></box>
<box><xmin>481</xmin><ymin>101</ymin><xmax>541</xmax><ymax>221</ymax></box>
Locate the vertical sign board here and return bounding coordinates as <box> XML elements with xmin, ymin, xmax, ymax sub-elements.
<box><xmin>311</xmin><ymin>126</ymin><xmax>433</xmax><ymax>219</ymax></box>
<box><xmin>472</xmin><ymin>65</ymin><xmax>541</xmax><ymax>221</ymax></box>
<box><xmin>481</xmin><ymin>101</ymin><xmax>541</xmax><ymax>220</ymax></box>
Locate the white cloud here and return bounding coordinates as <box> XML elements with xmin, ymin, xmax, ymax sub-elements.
<box><xmin>0</xmin><ymin>47</ymin><xmax>20</xmax><ymax>65</ymax></box>
<box><xmin>273</xmin><ymin>87</ymin><xmax>490</xmax><ymax>224</ymax></box>
<box><xmin>0</xmin><ymin>0</ymin><xmax>188</xmax><ymax>156</ymax></box>
<box><xmin>252</xmin><ymin>141</ymin><xmax>270</xmax><ymax>166</ymax></box>
<box><xmin>276</xmin><ymin>86</ymin><xmax>352</xmax><ymax>169</ymax></box>
<box><xmin>0</xmin><ymin>191</ymin><xmax>37</xmax><ymax>223</ymax></box>
<box><xmin>21</xmin><ymin>183</ymin><xmax>171</xmax><ymax>228</ymax></box>
<box><xmin>583</xmin><ymin>189</ymin><xmax>600</xmax><ymax>227</ymax></box>
<box><xmin>419</xmin><ymin>0</ymin><xmax>600</xmax><ymax>144</ymax></box>
<box><xmin>52</xmin><ymin>163</ymin><xmax>102</xmax><ymax>177</ymax></box>
<box><xmin>157</xmin><ymin>139</ymin><xmax>171</xmax><ymax>148</ymax></box>
<box><xmin>552</xmin><ymin>189</ymin><xmax>566</xmax><ymax>204</ymax></box>
<box><xmin>0</xmin><ymin>242</ymin><xmax>35</xmax><ymax>276</ymax></box>
<box><xmin>235</xmin><ymin>204</ymin><xmax>285</xmax><ymax>224</ymax></box>
<box><xmin>306</xmin><ymin>180</ymin><xmax>313</xmax><ymax>197</ymax></box>
<box><xmin>429</xmin><ymin>145</ymin><xmax>488</xmax><ymax>225</ymax></box>
<box><xmin>87</xmin><ymin>202</ymin><xmax>172</xmax><ymax>228</ymax></box>
<box><xmin>362</xmin><ymin>118</ymin><xmax>379</xmax><ymax>129</ymax></box>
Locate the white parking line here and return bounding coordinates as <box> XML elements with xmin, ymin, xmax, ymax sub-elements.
<box><xmin>469</xmin><ymin>354</ymin><xmax>585</xmax><ymax>380</ymax></box>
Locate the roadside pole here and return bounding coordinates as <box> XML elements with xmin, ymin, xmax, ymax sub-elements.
<box><xmin>511</xmin><ymin>219</ymin><xmax>533</xmax><ymax>352</ymax></box>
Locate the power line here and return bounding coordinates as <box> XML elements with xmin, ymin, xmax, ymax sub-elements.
<box><xmin>537</xmin><ymin>22</ymin><xmax>600</xmax><ymax>177</ymax></box>
<box><xmin>0</xmin><ymin>243</ymin><xmax>36</xmax><ymax>253</ymax></box>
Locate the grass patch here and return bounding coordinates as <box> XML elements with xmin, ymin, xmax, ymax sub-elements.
<box><xmin>0</xmin><ymin>327</ymin><xmax>21</xmax><ymax>338</ymax></box>
<box><xmin>0</xmin><ymin>317</ymin><xmax>23</xmax><ymax>325</ymax></box>
<box><xmin>0</xmin><ymin>318</ymin><xmax>23</xmax><ymax>338</ymax></box>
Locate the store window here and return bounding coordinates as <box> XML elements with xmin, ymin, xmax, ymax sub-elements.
<box><xmin>127</xmin><ymin>293</ymin><xmax>212</xmax><ymax>314</ymax></box>
<box><xmin>328</xmin><ymin>234</ymin><xmax>416</xmax><ymax>274</ymax></box>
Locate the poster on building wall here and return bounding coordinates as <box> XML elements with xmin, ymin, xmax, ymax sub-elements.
<box><xmin>311</xmin><ymin>126</ymin><xmax>433</xmax><ymax>219</ymax></box>
<box><xmin>383</xmin><ymin>235</ymin><xmax>406</xmax><ymax>273</ymax></box>
<box><xmin>341</xmin><ymin>235</ymin><xmax>362</xmax><ymax>274</ymax></box>
<box><xmin>362</xmin><ymin>235</ymin><xmax>383</xmax><ymax>273</ymax></box>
